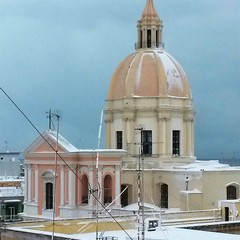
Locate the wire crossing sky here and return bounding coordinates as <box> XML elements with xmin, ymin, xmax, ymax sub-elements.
<box><xmin>0</xmin><ymin>0</ymin><xmax>240</xmax><ymax>160</ymax></box>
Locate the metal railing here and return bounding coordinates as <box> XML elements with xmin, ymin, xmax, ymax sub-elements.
<box><xmin>135</xmin><ymin>41</ymin><xmax>164</xmax><ymax>49</ymax></box>
<box><xmin>1</xmin><ymin>214</ymin><xmax>22</xmax><ymax>222</ymax></box>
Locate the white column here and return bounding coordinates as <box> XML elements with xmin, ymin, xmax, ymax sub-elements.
<box><xmin>60</xmin><ymin>166</ymin><xmax>65</xmax><ymax>206</ymax></box>
<box><xmin>68</xmin><ymin>165</ymin><xmax>76</xmax><ymax>206</ymax></box>
<box><xmin>143</xmin><ymin>28</ymin><xmax>147</xmax><ymax>48</ymax></box>
<box><xmin>24</xmin><ymin>165</ymin><xmax>28</xmax><ymax>202</ymax></box>
<box><xmin>187</xmin><ymin>120</ymin><xmax>192</xmax><ymax>156</ymax></box>
<box><xmin>166</xmin><ymin>119</ymin><xmax>171</xmax><ymax>156</ymax></box>
<box><xmin>129</xmin><ymin>119</ymin><xmax>135</xmax><ymax>155</ymax></box>
<box><xmin>123</xmin><ymin>119</ymin><xmax>127</xmax><ymax>150</ymax></box>
<box><xmin>126</xmin><ymin>119</ymin><xmax>134</xmax><ymax>153</ymax></box>
<box><xmin>183</xmin><ymin>119</ymin><xmax>188</xmax><ymax>156</ymax></box>
<box><xmin>115</xmin><ymin>167</ymin><xmax>121</xmax><ymax>207</ymax></box>
<box><xmin>152</xmin><ymin>27</ymin><xmax>156</xmax><ymax>47</ymax></box>
<box><xmin>27</xmin><ymin>165</ymin><xmax>32</xmax><ymax>202</ymax></box>
<box><xmin>35</xmin><ymin>167</ymin><xmax>38</xmax><ymax>203</ymax></box>
<box><xmin>191</xmin><ymin>120</ymin><xmax>195</xmax><ymax>156</ymax></box>
<box><xmin>184</xmin><ymin>119</ymin><xmax>193</xmax><ymax>157</ymax></box>
<box><xmin>106</xmin><ymin>120</ymin><xmax>112</xmax><ymax>148</ymax></box>
<box><xmin>159</xmin><ymin>27</ymin><xmax>162</xmax><ymax>46</ymax></box>
<box><xmin>158</xmin><ymin>118</ymin><xmax>166</xmax><ymax>156</ymax></box>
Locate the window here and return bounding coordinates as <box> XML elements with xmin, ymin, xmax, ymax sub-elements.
<box><xmin>161</xmin><ymin>183</ymin><xmax>168</xmax><ymax>208</ymax></box>
<box><xmin>147</xmin><ymin>29</ymin><xmax>151</xmax><ymax>48</ymax></box>
<box><xmin>81</xmin><ymin>175</ymin><xmax>89</xmax><ymax>204</ymax></box>
<box><xmin>104</xmin><ymin>175</ymin><xmax>112</xmax><ymax>204</ymax></box>
<box><xmin>46</xmin><ymin>182</ymin><xmax>53</xmax><ymax>209</ymax></box>
<box><xmin>140</xmin><ymin>30</ymin><xmax>143</xmax><ymax>48</ymax></box>
<box><xmin>227</xmin><ymin>185</ymin><xmax>237</xmax><ymax>200</ymax></box>
<box><xmin>121</xmin><ymin>184</ymin><xmax>128</xmax><ymax>207</ymax></box>
<box><xmin>116</xmin><ymin>131</ymin><xmax>123</xmax><ymax>149</ymax></box>
<box><xmin>42</xmin><ymin>171</ymin><xmax>54</xmax><ymax>210</ymax></box>
<box><xmin>172</xmin><ymin>130</ymin><xmax>180</xmax><ymax>155</ymax></box>
<box><xmin>141</xmin><ymin>130</ymin><xmax>152</xmax><ymax>155</ymax></box>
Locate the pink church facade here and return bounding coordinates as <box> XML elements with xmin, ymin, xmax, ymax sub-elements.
<box><xmin>23</xmin><ymin>131</ymin><xmax>126</xmax><ymax>219</ymax></box>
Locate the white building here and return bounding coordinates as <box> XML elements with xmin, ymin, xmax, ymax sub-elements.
<box><xmin>105</xmin><ymin>0</ymin><xmax>240</xmax><ymax>214</ymax></box>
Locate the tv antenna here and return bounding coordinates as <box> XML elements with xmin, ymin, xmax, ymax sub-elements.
<box><xmin>46</xmin><ymin>109</ymin><xmax>62</xmax><ymax>131</ymax></box>
<box><xmin>46</xmin><ymin>108</ymin><xmax>61</xmax><ymax>240</ymax></box>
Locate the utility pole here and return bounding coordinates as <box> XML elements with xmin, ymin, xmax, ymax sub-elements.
<box><xmin>135</xmin><ymin>127</ymin><xmax>145</xmax><ymax>240</ymax></box>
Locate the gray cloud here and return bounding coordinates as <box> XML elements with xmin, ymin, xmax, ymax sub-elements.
<box><xmin>0</xmin><ymin>1</ymin><xmax>239</xmax><ymax>160</ymax></box>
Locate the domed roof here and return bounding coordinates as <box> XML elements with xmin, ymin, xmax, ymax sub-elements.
<box><xmin>107</xmin><ymin>49</ymin><xmax>192</xmax><ymax>100</ymax></box>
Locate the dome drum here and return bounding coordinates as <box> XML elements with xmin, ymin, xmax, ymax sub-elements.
<box><xmin>106</xmin><ymin>96</ymin><xmax>194</xmax><ymax>113</ymax></box>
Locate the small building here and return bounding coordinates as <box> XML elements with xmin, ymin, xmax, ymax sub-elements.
<box><xmin>0</xmin><ymin>152</ymin><xmax>24</xmax><ymax>221</ymax></box>
<box><xmin>0</xmin><ymin>178</ymin><xmax>24</xmax><ymax>221</ymax></box>
<box><xmin>0</xmin><ymin>152</ymin><xmax>24</xmax><ymax>177</ymax></box>
<box><xmin>220</xmin><ymin>199</ymin><xmax>240</xmax><ymax>221</ymax></box>
<box><xmin>22</xmin><ymin>130</ymin><xmax>126</xmax><ymax>219</ymax></box>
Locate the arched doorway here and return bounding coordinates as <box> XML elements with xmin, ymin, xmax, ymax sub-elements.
<box><xmin>121</xmin><ymin>184</ymin><xmax>128</xmax><ymax>207</ymax></box>
<box><xmin>42</xmin><ymin>171</ymin><xmax>54</xmax><ymax>210</ymax></box>
<box><xmin>46</xmin><ymin>182</ymin><xmax>53</xmax><ymax>209</ymax></box>
<box><xmin>104</xmin><ymin>175</ymin><xmax>112</xmax><ymax>204</ymax></box>
<box><xmin>227</xmin><ymin>185</ymin><xmax>237</xmax><ymax>200</ymax></box>
<box><xmin>160</xmin><ymin>183</ymin><xmax>168</xmax><ymax>208</ymax></box>
<box><xmin>81</xmin><ymin>175</ymin><xmax>89</xmax><ymax>204</ymax></box>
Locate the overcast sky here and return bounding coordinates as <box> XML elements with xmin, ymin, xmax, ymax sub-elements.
<box><xmin>0</xmin><ymin>0</ymin><xmax>240</xmax><ymax>160</ymax></box>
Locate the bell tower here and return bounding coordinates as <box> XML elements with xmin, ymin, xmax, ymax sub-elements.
<box><xmin>137</xmin><ymin>0</ymin><xmax>163</xmax><ymax>49</ymax></box>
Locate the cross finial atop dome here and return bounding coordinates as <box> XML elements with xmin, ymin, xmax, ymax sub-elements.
<box><xmin>142</xmin><ymin>0</ymin><xmax>158</xmax><ymax>18</ymax></box>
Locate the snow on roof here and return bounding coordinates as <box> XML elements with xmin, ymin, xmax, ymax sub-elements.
<box><xmin>160</xmin><ymin>51</ymin><xmax>184</xmax><ymax>93</ymax></box>
<box><xmin>77</xmin><ymin>149</ymin><xmax>127</xmax><ymax>154</ymax></box>
<box><xmin>181</xmin><ymin>189</ymin><xmax>202</xmax><ymax>194</ymax></box>
<box><xmin>4</xmin><ymin>199</ymin><xmax>21</xmax><ymax>203</ymax></box>
<box><xmin>0</xmin><ymin>177</ymin><xmax>23</xmax><ymax>181</ymax></box>
<box><xmin>173</xmin><ymin>160</ymin><xmax>240</xmax><ymax>171</ymax></box>
<box><xmin>48</xmin><ymin>130</ymin><xmax>79</xmax><ymax>152</ymax></box>
<box><xmin>69</xmin><ymin>226</ymin><xmax>240</xmax><ymax>240</ymax></box>
<box><xmin>123</xmin><ymin>202</ymin><xmax>162</xmax><ymax>211</ymax></box>
<box><xmin>6</xmin><ymin>217</ymin><xmax>240</xmax><ymax>240</ymax></box>
<box><xmin>8</xmin><ymin>224</ymin><xmax>240</xmax><ymax>240</ymax></box>
<box><xmin>0</xmin><ymin>187</ymin><xmax>23</xmax><ymax>197</ymax></box>
<box><xmin>47</xmin><ymin>131</ymin><xmax>127</xmax><ymax>155</ymax></box>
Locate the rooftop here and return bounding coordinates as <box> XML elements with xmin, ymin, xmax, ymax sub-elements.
<box><xmin>4</xmin><ymin>219</ymin><xmax>240</xmax><ymax>240</ymax></box>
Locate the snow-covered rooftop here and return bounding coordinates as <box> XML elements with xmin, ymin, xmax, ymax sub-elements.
<box><xmin>8</xmin><ymin>224</ymin><xmax>240</xmax><ymax>240</ymax></box>
<box><xmin>173</xmin><ymin>160</ymin><xmax>240</xmax><ymax>171</ymax></box>
<box><xmin>48</xmin><ymin>130</ymin><xmax>79</xmax><ymax>152</ymax></box>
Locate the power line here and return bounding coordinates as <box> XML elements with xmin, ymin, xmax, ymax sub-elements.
<box><xmin>0</xmin><ymin>87</ymin><xmax>133</xmax><ymax>240</ymax></box>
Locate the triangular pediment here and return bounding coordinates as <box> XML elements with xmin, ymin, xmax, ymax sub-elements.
<box><xmin>33</xmin><ymin>137</ymin><xmax>65</xmax><ymax>153</ymax></box>
<box><xmin>24</xmin><ymin>131</ymin><xmax>78</xmax><ymax>155</ymax></box>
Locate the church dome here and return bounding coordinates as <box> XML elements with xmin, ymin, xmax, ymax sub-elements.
<box><xmin>105</xmin><ymin>0</ymin><xmax>195</xmax><ymax>162</ymax></box>
<box><xmin>107</xmin><ymin>49</ymin><xmax>191</xmax><ymax>99</ymax></box>
<box><xmin>107</xmin><ymin>0</ymin><xmax>192</xmax><ymax>100</ymax></box>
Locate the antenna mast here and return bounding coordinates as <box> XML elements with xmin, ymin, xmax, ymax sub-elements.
<box><xmin>95</xmin><ymin>110</ymin><xmax>103</xmax><ymax>240</ymax></box>
<box><xmin>46</xmin><ymin>108</ymin><xmax>52</xmax><ymax>130</ymax></box>
<box><xmin>135</xmin><ymin>127</ymin><xmax>145</xmax><ymax>240</ymax></box>
<box><xmin>46</xmin><ymin>110</ymin><xmax>61</xmax><ymax>240</ymax></box>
